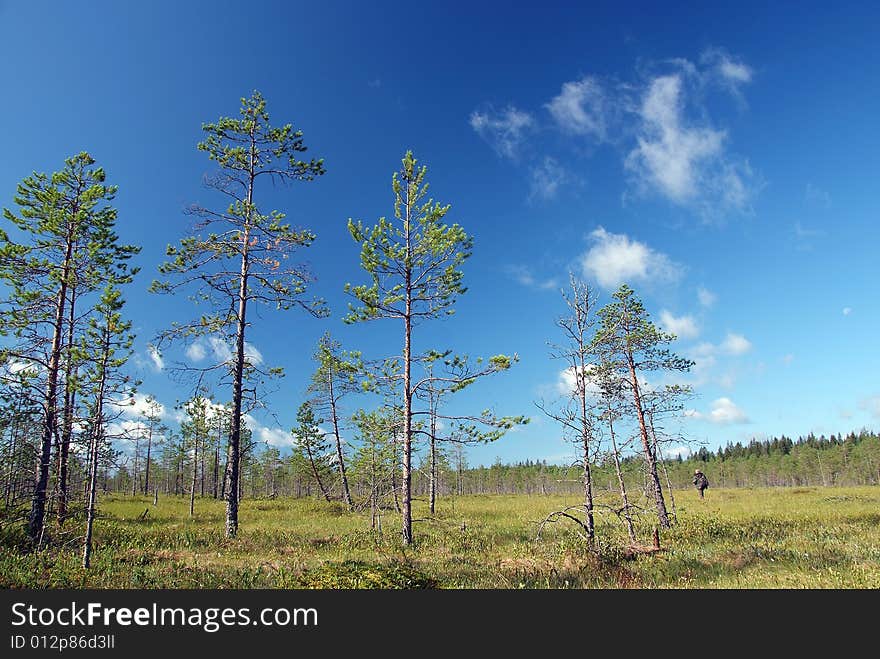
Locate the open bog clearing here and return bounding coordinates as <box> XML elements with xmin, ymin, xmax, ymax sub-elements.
<box><xmin>2</xmin><ymin>486</ymin><xmax>879</xmax><ymax>589</ymax></box>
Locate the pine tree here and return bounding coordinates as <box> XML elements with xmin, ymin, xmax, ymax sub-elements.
<box><xmin>151</xmin><ymin>91</ymin><xmax>326</xmax><ymax>538</ymax></box>
<box><xmin>345</xmin><ymin>151</ymin><xmax>472</xmax><ymax>545</ymax></box>
<box><xmin>291</xmin><ymin>402</ymin><xmax>332</xmax><ymax>503</ymax></box>
<box><xmin>592</xmin><ymin>284</ymin><xmax>693</xmax><ymax>529</ymax></box>
<box><xmin>79</xmin><ymin>285</ymin><xmax>137</xmax><ymax>567</ymax></box>
<box><xmin>307</xmin><ymin>332</ymin><xmax>362</xmax><ymax>510</ymax></box>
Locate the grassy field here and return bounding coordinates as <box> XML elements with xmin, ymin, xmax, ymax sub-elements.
<box><xmin>2</xmin><ymin>486</ymin><xmax>879</xmax><ymax>588</ymax></box>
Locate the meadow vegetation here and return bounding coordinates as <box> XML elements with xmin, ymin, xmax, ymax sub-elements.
<box><xmin>2</xmin><ymin>486</ymin><xmax>878</xmax><ymax>589</ymax></box>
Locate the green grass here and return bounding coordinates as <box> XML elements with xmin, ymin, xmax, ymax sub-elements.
<box><xmin>2</xmin><ymin>486</ymin><xmax>879</xmax><ymax>588</ymax></box>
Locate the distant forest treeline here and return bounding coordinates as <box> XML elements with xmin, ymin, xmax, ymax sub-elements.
<box><xmin>460</xmin><ymin>430</ymin><xmax>880</xmax><ymax>495</ymax></box>
<box><xmin>5</xmin><ymin>425</ymin><xmax>876</xmax><ymax>512</ymax></box>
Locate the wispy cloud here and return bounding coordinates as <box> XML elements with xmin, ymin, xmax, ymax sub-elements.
<box><xmin>805</xmin><ymin>183</ymin><xmax>832</xmax><ymax>208</ymax></box>
<box><xmin>697</xmin><ymin>286</ymin><xmax>717</xmax><ymax>308</ymax></box>
<box><xmin>529</xmin><ymin>156</ymin><xmax>570</xmax><ymax>200</ymax></box>
<box><xmin>624</xmin><ymin>69</ymin><xmax>758</xmax><ymax>217</ymax></box>
<box><xmin>842</xmin><ymin>307</ymin><xmax>852</xmax><ymax>316</ymax></box>
<box><xmin>720</xmin><ymin>332</ymin><xmax>752</xmax><ymax>355</ymax></box>
<box><xmin>187</xmin><ymin>336</ymin><xmax>264</xmax><ymax>367</ymax></box>
<box><xmin>701</xmin><ymin>47</ymin><xmax>753</xmax><ymax>98</ymax></box>
<box><xmin>580</xmin><ymin>226</ymin><xmax>683</xmax><ymax>289</ymax></box>
<box><xmin>686</xmin><ymin>397</ymin><xmax>749</xmax><ymax>424</ymax></box>
<box><xmin>111</xmin><ymin>393</ymin><xmax>167</xmax><ymax>420</ymax></box>
<box><xmin>185</xmin><ymin>342</ymin><xmax>206</xmax><ymax>362</ymax></box>
<box><xmin>505</xmin><ymin>265</ymin><xmax>558</xmax><ymax>291</ymax></box>
<box><xmin>469</xmin><ymin>105</ymin><xmax>534</xmax><ymax>159</ymax></box>
<box><xmin>546</xmin><ymin>76</ymin><xmax>608</xmax><ymax>140</ymax></box>
<box><xmin>658</xmin><ymin>310</ymin><xmax>700</xmax><ymax>340</ymax></box>
<box><xmin>147</xmin><ymin>345</ymin><xmax>164</xmax><ymax>372</ymax></box>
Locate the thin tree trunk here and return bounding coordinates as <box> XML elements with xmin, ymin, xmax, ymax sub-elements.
<box><xmin>200</xmin><ymin>437</ymin><xmax>206</xmax><ymax>497</ymax></box>
<box><xmin>226</xmin><ymin>143</ymin><xmax>254</xmax><ymax>539</ymax></box>
<box><xmin>429</xmin><ymin>389</ymin><xmax>438</xmax><ymax>515</ymax></box>
<box><xmin>401</xmin><ymin>192</ymin><xmax>414</xmax><ymax>545</ymax></box>
<box><xmin>82</xmin><ymin>425</ymin><xmax>101</xmax><ymax>569</ymax></box>
<box><xmin>213</xmin><ymin>420</ymin><xmax>220</xmax><ymax>499</ymax></box>
<box><xmin>83</xmin><ymin>323</ymin><xmax>110</xmax><ymax>569</ymax></box>
<box><xmin>57</xmin><ymin>286</ymin><xmax>78</xmax><ymax>524</ymax></box>
<box><xmin>189</xmin><ymin>431</ymin><xmax>198</xmax><ymax>517</ymax></box>
<box><xmin>648</xmin><ymin>412</ymin><xmax>676</xmax><ymax>521</ymax></box>
<box><xmin>429</xmin><ymin>433</ymin><xmax>437</xmax><ymax>515</ymax></box>
<box><xmin>607</xmin><ymin>406</ymin><xmax>636</xmax><ymax>544</ymax></box>
<box><xmin>627</xmin><ymin>357</ymin><xmax>670</xmax><ymax>528</ymax></box>
<box><xmin>143</xmin><ymin>420</ymin><xmax>153</xmax><ymax>495</ymax></box>
<box><xmin>577</xmin><ymin>353</ymin><xmax>595</xmax><ymax>540</ymax></box>
<box><xmin>305</xmin><ymin>443</ymin><xmax>331</xmax><ymax>502</ymax></box>
<box><xmin>130</xmin><ymin>434</ymin><xmax>139</xmax><ymax>498</ymax></box>
<box><xmin>221</xmin><ymin>440</ymin><xmax>230</xmax><ymax>500</ymax></box>
<box><xmin>328</xmin><ymin>370</ymin><xmax>353</xmax><ymax>509</ymax></box>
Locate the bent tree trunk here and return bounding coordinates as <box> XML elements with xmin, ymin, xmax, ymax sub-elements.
<box><xmin>627</xmin><ymin>357</ymin><xmax>670</xmax><ymax>528</ymax></box>
<box><xmin>328</xmin><ymin>371</ymin><xmax>353</xmax><ymax>509</ymax></box>
<box><xmin>607</xmin><ymin>407</ymin><xmax>636</xmax><ymax>544</ymax></box>
<box><xmin>305</xmin><ymin>443</ymin><xmax>331</xmax><ymax>503</ymax></box>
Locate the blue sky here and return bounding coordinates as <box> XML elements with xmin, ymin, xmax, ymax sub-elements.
<box><xmin>1</xmin><ymin>1</ymin><xmax>878</xmax><ymax>467</ymax></box>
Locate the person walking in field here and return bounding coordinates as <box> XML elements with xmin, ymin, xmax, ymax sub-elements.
<box><xmin>693</xmin><ymin>469</ymin><xmax>709</xmax><ymax>499</ymax></box>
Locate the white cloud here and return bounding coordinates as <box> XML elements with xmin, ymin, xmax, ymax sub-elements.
<box><xmin>686</xmin><ymin>397</ymin><xmax>749</xmax><ymax>425</ymax></box>
<box><xmin>106</xmin><ymin>419</ymin><xmax>151</xmax><ymax>441</ymax></box>
<box><xmin>626</xmin><ymin>74</ymin><xmax>725</xmax><ymax>204</ymax></box>
<box><xmin>659</xmin><ymin>310</ymin><xmax>700</xmax><ymax>340</ymax></box>
<box><xmin>720</xmin><ymin>332</ymin><xmax>752</xmax><ymax>355</ymax></box>
<box><xmin>702</xmin><ymin>48</ymin><xmax>753</xmax><ymax>88</ymax></box>
<box><xmin>205</xmin><ymin>336</ymin><xmax>264</xmax><ymax>366</ymax></box>
<box><xmin>259</xmin><ymin>426</ymin><xmax>294</xmax><ymax>449</ymax></box>
<box><xmin>244</xmin><ymin>343</ymin><xmax>263</xmax><ymax>365</ymax></box>
<box><xmin>697</xmin><ymin>286</ymin><xmax>716</xmax><ymax>308</ymax></box>
<box><xmin>624</xmin><ymin>60</ymin><xmax>760</xmax><ymax>217</ymax></box>
<box><xmin>842</xmin><ymin>307</ymin><xmax>852</xmax><ymax>316</ymax></box>
<box><xmin>2</xmin><ymin>360</ymin><xmax>41</xmax><ymax>378</ymax></box>
<box><xmin>661</xmin><ymin>445</ymin><xmax>691</xmax><ymax>459</ymax></box>
<box><xmin>469</xmin><ymin>106</ymin><xmax>534</xmax><ymax>159</ymax></box>
<box><xmin>186</xmin><ymin>342</ymin><xmax>207</xmax><ymax>362</ymax></box>
<box><xmin>580</xmin><ymin>226</ymin><xmax>683</xmax><ymax>289</ymax></box>
<box><xmin>718</xmin><ymin>58</ymin><xmax>752</xmax><ymax>84</ymax></box>
<box><xmin>208</xmin><ymin>337</ymin><xmax>232</xmax><ymax>363</ymax></box>
<box><xmin>239</xmin><ymin>413</ymin><xmax>293</xmax><ymax>449</ymax></box>
<box><xmin>147</xmin><ymin>345</ymin><xmax>164</xmax><ymax>372</ymax></box>
<box><xmin>556</xmin><ymin>365</ymin><xmax>602</xmax><ymax>398</ymax></box>
<box><xmin>505</xmin><ymin>265</ymin><xmax>558</xmax><ymax>291</ymax></box>
<box><xmin>112</xmin><ymin>393</ymin><xmax>167</xmax><ymax>420</ymax></box>
<box><xmin>529</xmin><ymin>156</ymin><xmax>569</xmax><ymax>200</ymax></box>
<box><xmin>546</xmin><ymin>76</ymin><xmax>607</xmax><ymax>140</ymax></box>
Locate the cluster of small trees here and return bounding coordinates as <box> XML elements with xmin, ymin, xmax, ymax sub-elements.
<box><xmin>537</xmin><ymin>277</ymin><xmax>694</xmax><ymax>547</ymax></box>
